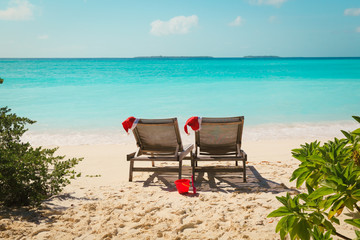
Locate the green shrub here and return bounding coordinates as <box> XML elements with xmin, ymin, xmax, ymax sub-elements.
<box><xmin>0</xmin><ymin>107</ymin><xmax>82</xmax><ymax>206</ymax></box>
<box><xmin>268</xmin><ymin>116</ymin><xmax>360</xmax><ymax>240</ymax></box>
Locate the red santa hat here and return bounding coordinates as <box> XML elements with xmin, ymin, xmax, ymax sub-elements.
<box><xmin>184</xmin><ymin>116</ymin><xmax>202</xmax><ymax>135</ymax></box>
<box><xmin>122</xmin><ymin>116</ymin><xmax>139</xmax><ymax>134</ymax></box>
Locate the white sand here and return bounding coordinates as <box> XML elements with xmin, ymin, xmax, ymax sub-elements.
<box><xmin>0</xmin><ymin>138</ymin><xmax>357</xmax><ymax>239</ymax></box>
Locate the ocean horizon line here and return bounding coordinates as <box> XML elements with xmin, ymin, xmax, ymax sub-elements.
<box><xmin>1</xmin><ymin>56</ymin><xmax>360</xmax><ymax>60</ymax></box>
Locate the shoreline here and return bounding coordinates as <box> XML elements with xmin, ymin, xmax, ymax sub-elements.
<box><xmin>22</xmin><ymin>120</ymin><xmax>359</xmax><ymax>147</ymax></box>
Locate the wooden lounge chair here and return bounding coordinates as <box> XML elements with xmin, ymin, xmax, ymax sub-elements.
<box><xmin>126</xmin><ymin>118</ymin><xmax>193</xmax><ymax>182</ymax></box>
<box><xmin>191</xmin><ymin>116</ymin><xmax>247</xmax><ymax>182</ymax></box>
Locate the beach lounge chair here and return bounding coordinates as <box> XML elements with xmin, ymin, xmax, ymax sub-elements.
<box><xmin>190</xmin><ymin>116</ymin><xmax>247</xmax><ymax>182</ymax></box>
<box><xmin>126</xmin><ymin>118</ymin><xmax>193</xmax><ymax>182</ymax></box>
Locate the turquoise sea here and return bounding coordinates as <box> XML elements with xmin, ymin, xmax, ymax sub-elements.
<box><xmin>1</xmin><ymin>58</ymin><xmax>360</xmax><ymax>145</ymax></box>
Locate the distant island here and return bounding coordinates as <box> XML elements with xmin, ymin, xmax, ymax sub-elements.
<box><xmin>133</xmin><ymin>56</ymin><xmax>281</xmax><ymax>59</ymax></box>
<box><xmin>134</xmin><ymin>56</ymin><xmax>214</xmax><ymax>59</ymax></box>
<box><xmin>243</xmin><ymin>56</ymin><xmax>280</xmax><ymax>58</ymax></box>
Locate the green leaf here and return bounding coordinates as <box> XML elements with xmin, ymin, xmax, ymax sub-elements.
<box><xmin>309</xmin><ymin>212</ymin><xmax>323</xmax><ymax>225</ymax></box>
<box><xmin>353</xmin><ymin>128</ymin><xmax>360</xmax><ymax>135</ymax></box>
<box><xmin>297</xmin><ymin>171</ymin><xmax>311</xmax><ymax>188</ymax></box>
<box><xmin>289</xmin><ymin>228</ymin><xmax>297</xmax><ymax>240</ymax></box>
<box><xmin>321</xmin><ymin>180</ymin><xmax>338</xmax><ymax>189</ymax></box>
<box><xmin>308</xmin><ymin>155</ymin><xmax>326</xmax><ymax>164</ymax></box>
<box><xmin>276</xmin><ymin>195</ymin><xmax>289</xmax><ymax>207</ymax></box>
<box><xmin>341</xmin><ymin>130</ymin><xmax>351</xmax><ymax>139</ymax></box>
<box><xmin>351</xmin><ymin>189</ymin><xmax>360</xmax><ymax>201</ymax></box>
<box><xmin>276</xmin><ymin>216</ymin><xmax>299</xmax><ymax>239</ymax></box>
<box><xmin>280</xmin><ymin>229</ymin><xmax>287</xmax><ymax>240</ymax></box>
<box><xmin>275</xmin><ymin>216</ymin><xmax>288</xmax><ymax>233</ymax></box>
<box><xmin>344</xmin><ymin>219</ymin><xmax>360</xmax><ymax>229</ymax></box>
<box><xmin>312</xmin><ymin>226</ymin><xmax>333</xmax><ymax>240</ymax></box>
<box><xmin>353</xmin><ymin>116</ymin><xmax>360</xmax><ymax>124</ymax></box>
<box><xmin>322</xmin><ymin>218</ymin><xmax>336</xmax><ymax>232</ymax></box>
<box><xmin>306</xmin><ymin>183</ymin><xmax>314</xmax><ymax>194</ymax></box>
<box><xmin>324</xmin><ymin>230</ymin><xmax>332</xmax><ymax>239</ymax></box>
<box><xmin>286</xmin><ymin>215</ymin><xmax>297</xmax><ymax>232</ymax></box>
<box><xmin>343</xmin><ymin>197</ymin><xmax>356</xmax><ymax>211</ymax></box>
<box><xmin>290</xmin><ymin>167</ymin><xmax>308</xmax><ymax>182</ymax></box>
<box><xmin>291</xmin><ymin>148</ymin><xmax>301</xmax><ymax>153</ymax></box>
<box><xmin>329</xmin><ymin>215</ymin><xmax>340</xmax><ymax>225</ymax></box>
<box><xmin>328</xmin><ymin>198</ymin><xmax>345</xmax><ymax>219</ymax></box>
<box><xmin>268</xmin><ymin>207</ymin><xmax>294</xmax><ymax>218</ymax></box>
<box><xmin>289</xmin><ymin>195</ymin><xmax>298</xmax><ymax>209</ymax></box>
<box><xmin>293</xmin><ymin>219</ymin><xmax>311</xmax><ymax>240</ymax></box>
<box><xmin>308</xmin><ymin>187</ymin><xmax>335</xmax><ymax>200</ymax></box>
<box><xmin>298</xmin><ymin>193</ymin><xmax>310</xmax><ymax>202</ymax></box>
<box><xmin>326</xmin><ymin>175</ymin><xmax>343</xmax><ymax>186</ymax></box>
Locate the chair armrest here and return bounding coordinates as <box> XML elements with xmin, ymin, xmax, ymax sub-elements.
<box><xmin>179</xmin><ymin>144</ymin><xmax>194</xmax><ymax>160</ymax></box>
<box><xmin>127</xmin><ymin>152</ymin><xmax>136</xmax><ymax>161</ymax></box>
<box><xmin>240</xmin><ymin>150</ymin><xmax>247</xmax><ymax>159</ymax></box>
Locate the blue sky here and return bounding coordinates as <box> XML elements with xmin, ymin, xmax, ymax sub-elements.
<box><xmin>0</xmin><ymin>0</ymin><xmax>360</xmax><ymax>57</ymax></box>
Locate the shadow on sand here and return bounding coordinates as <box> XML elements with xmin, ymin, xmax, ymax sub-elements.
<box><xmin>139</xmin><ymin>165</ymin><xmax>299</xmax><ymax>195</ymax></box>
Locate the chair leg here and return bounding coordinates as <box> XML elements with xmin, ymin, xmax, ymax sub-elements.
<box><xmin>129</xmin><ymin>160</ymin><xmax>134</xmax><ymax>182</ymax></box>
<box><xmin>235</xmin><ymin>161</ymin><xmax>238</xmax><ymax>166</ymax></box>
<box><xmin>191</xmin><ymin>153</ymin><xmax>196</xmax><ymax>181</ymax></box>
<box><xmin>151</xmin><ymin>154</ymin><xmax>155</xmax><ymax>167</ymax></box>
<box><xmin>243</xmin><ymin>160</ymin><xmax>246</xmax><ymax>182</ymax></box>
<box><xmin>191</xmin><ymin>160</ymin><xmax>196</xmax><ymax>180</ymax></box>
<box><xmin>178</xmin><ymin>159</ymin><xmax>182</xmax><ymax>180</ymax></box>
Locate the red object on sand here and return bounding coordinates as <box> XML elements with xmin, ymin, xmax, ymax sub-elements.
<box><xmin>174</xmin><ymin>179</ymin><xmax>190</xmax><ymax>194</ymax></box>
<box><xmin>184</xmin><ymin>116</ymin><xmax>202</xmax><ymax>135</ymax></box>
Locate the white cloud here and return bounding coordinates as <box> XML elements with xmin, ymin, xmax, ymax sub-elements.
<box><xmin>344</xmin><ymin>8</ymin><xmax>360</xmax><ymax>16</ymax></box>
<box><xmin>248</xmin><ymin>0</ymin><xmax>287</xmax><ymax>7</ymax></box>
<box><xmin>0</xmin><ymin>0</ymin><xmax>34</xmax><ymax>21</ymax></box>
<box><xmin>269</xmin><ymin>15</ymin><xmax>277</xmax><ymax>23</ymax></box>
<box><xmin>229</xmin><ymin>16</ymin><xmax>243</xmax><ymax>26</ymax></box>
<box><xmin>150</xmin><ymin>15</ymin><xmax>198</xmax><ymax>36</ymax></box>
<box><xmin>357</xmin><ymin>27</ymin><xmax>360</xmax><ymax>33</ymax></box>
<box><xmin>38</xmin><ymin>34</ymin><xmax>49</xmax><ymax>40</ymax></box>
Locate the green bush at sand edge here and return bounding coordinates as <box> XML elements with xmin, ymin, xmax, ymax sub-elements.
<box><xmin>268</xmin><ymin>116</ymin><xmax>360</xmax><ymax>240</ymax></box>
<box><xmin>0</xmin><ymin>107</ymin><xmax>82</xmax><ymax>207</ymax></box>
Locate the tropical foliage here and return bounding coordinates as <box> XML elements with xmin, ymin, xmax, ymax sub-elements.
<box><xmin>0</xmin><ymin>107</ymin><xmax>82</xmax><ymax>206</ymax></box>
<box><xmin>268</xmin><ymin>116</ymin><xmax>360</xmax><ymax>240</ymax></box>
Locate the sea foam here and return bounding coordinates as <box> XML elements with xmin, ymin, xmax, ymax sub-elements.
<box><xmin>21</xmin><ymin>121</ymin><xmax>359</xmax><ymax>147</ymax></box>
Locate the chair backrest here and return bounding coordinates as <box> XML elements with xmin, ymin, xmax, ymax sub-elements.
<box><xmin>195</xmin><ymin>116</ymin><xmax>244</xmax><ymax>155</ymax></box>
<box><xmin>132</xmin><ymin>118</ymin><xmax>183</xmax><ymax>155</ymax></box>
